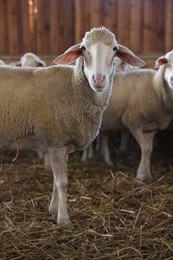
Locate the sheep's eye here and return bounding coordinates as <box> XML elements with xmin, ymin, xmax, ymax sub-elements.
<box><xmin>81</xmin><ymin>46</ymin><xmax>86</xmax><ymax>52</ymax></box>
<box><xmin>113</xmin><ymin>47</ymin><xmax>118</xmax><ymax>52</ymax></box>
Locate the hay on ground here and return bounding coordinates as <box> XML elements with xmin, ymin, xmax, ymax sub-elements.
<box><xmin>0</xmin><ymin>145</ymin><xmax>173</xmax><ymax>259</ymax></box>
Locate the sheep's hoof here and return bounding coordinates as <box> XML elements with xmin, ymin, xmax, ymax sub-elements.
<box><xmin>57</xmin><ymin>217</ymin><xmax>70</xmax><ymax>225</ymax></box>
<box><xmin>136</xmin><ymin>175</ymin><xmax>153</xmax><ymax>184</ymax></box>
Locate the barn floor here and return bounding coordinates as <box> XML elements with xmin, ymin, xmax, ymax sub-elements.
<box><xmin>0</xmin><ymin>136</ymin><xmax>173</xmax><ymax>259</ymax></box>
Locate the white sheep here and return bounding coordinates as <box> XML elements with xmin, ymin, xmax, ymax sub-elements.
<box><xmin>101</xmin><ymin>50</ymin><xmax>173</xmax><ymax>182</ymax></box>
<box><xmin>16</xmin><ymin>52</ymin><xmax>46</xmax><ymax>67</ymax></box>
<box><xmin>100</xmin><ymin>60</ymin><xmax>139</xmax><ymax>166</ymax></box>
<box><xmin>0</xmin><ymin>27</ymin><xmax>144</xmax><ymax>223</ymax></box>
<box><xmin>81</xmin><ymin>59</ymin><xmax>135</xmax><ymax>164</ymax></box>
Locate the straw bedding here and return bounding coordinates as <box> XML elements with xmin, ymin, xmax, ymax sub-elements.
<box><xmin>0</xmin><ymin>132</ymin><xmax>173</xmax><ymax>259</ymax></box>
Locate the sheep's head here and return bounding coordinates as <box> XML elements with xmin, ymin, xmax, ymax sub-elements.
<box><xmin>155</xmin><ymin>50</ymin><xmax>173</xmax><ymax>89</ymax></box>
<box><xmin>54</xmin><ymin>27</ymin><xmax>145</xmax><ymax>92</ymax></box>
<box><xmin>17</xmin><ymin>52</ymin><xmax>46</xmax><ymax>67</ymax></box>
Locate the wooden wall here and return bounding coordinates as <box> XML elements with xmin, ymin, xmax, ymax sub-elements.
<box><xmin>0</xmin><ymin>0</ymin><xmax>173</xmax><ymax>59</ymax></box>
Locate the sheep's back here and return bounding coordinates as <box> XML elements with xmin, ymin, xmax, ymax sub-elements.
<box><xmin>102</xmin><ymin>69</ymin><xmax>163</xmax><ymax>130</ymax></box>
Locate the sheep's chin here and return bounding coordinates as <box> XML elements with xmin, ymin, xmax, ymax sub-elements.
<box><xmin>90</xmin><ymin>84</ymin><xmax>107</xmax><ymax>93</ymax></box>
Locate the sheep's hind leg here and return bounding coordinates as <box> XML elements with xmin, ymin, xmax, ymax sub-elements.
<box><xmin>81</xmin><ymin>143</ymin><xmax>94</xmax><ymax>162</ymax></box>
<box><xmin>130</xmin><ymin>126</ymin><xmax>156</xmax><ymax>183</ymax></box>
<box><xmin>81</xmin><ymin>148</ymin><xmax>88</xmax><ymax>162</ymax></box>
<box><xmin>101</xmin><ymin>133</ymin><xmax>114</xmax><ymax>167</ymax></box>
<box><xmin>48</xmin><ymin>147</ymin><xmax>70</xmax><ymax>224</ymax></box>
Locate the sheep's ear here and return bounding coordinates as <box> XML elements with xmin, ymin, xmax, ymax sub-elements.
<box><xmin>54</xmin><ymin>43</ymin><xmax>82</xmax><ymax>64</ymax></box>
<box><xmin>154</xmin><ymin>56</ymin><xmax>167</xmax><ymax>68</ymax></box>
<box><xmin>116</xmin><ymin>44</ymin><xmax>145</xmax><ymax>67</ymax></box>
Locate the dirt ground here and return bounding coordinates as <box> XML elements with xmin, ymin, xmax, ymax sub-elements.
<box><xmin>0</xmin><ymin>132</ymin><xmax>173</xmax><ymax>259</ymax></box>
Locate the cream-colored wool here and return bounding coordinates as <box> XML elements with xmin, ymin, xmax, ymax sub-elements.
<box><xmin>101</xmin><ymin>61</ymin><xmax>173</xmax><ymax>182</ymax></box>
<box><xmin>0</xmin><ymin>58</ymin><xmax>112</xmax><ymax>150</ymax></box>
<box><xmin>102</xmin><ymin>67</ymin><xmax>172</xmax><ymax>132</ymax></box>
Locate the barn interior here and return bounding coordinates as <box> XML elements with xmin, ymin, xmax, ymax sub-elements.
<box><xmin>0</xmin><ymin>0</ymin><xmax>173</xmax><ymax>259</ymax></box>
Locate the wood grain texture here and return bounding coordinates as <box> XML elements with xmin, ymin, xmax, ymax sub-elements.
<box><xmin>0</xmin><ymin>0</ymin><xmax>171</xmax><ymax>56</ymax></box>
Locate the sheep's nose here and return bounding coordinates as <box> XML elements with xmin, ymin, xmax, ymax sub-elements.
<box><xmin>171</xmin><ymin>76</ymin><xmax>173</xmax><ymax>81</ymax></box>
<box><xmin>93</xmin><ymin>74</ymin><xmax>105</xmax><ymax>86</ymax></box>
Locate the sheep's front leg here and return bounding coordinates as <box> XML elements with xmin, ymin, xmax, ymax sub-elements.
<box><xmin>130</xmin><ymin>127</ymin><xmax>156</xmax><ymax>182</ymax></box>
<box><xmin>48</xmin><ymin>147</ymin><xmax>70</xmax><ymax>224</ymax></box>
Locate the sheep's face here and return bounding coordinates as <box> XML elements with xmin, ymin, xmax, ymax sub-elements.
<box><xmin>165</xmin><ymin>51</ymin><xmax>173</xmax><ymax>89</ymax></box>
<box><xmin>82</xmin><ymin>42</ymin><xmax>117</xmax><ymax>92</ymax></box>
<box><xmin>54</xmin><ymin>27</ymin><xmax>145</xmax><ymax>93</ymax></box>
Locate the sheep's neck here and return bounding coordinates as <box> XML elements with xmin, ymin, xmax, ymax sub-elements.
<box><xmin>70</xmin><ymin>62</ymin><xmax>113</xmax><ymax>150</ymax></box>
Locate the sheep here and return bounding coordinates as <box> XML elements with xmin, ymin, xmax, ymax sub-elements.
<box><xmin>101</xmin><ymin>49</ymin><xmax>173</xmax><ymax>182</ymax></box>
<box><xmin>99</xmin><ymin>60</ymin><xmax>139</xmax><ymax>166</ymax></box>
<box><xmin>81</xmin><ymin>59</ymin><xmax>135</xmax><ymax>164</ymax></box>
<box><xmin>0</xmin><ymin>27</ymin><xmax>144</xmax><ymax>223</ymax></box>
<box><xmin>16</xmin><ymin>52</ymin><xmax>46</xmax><ymax>67</ymax></box>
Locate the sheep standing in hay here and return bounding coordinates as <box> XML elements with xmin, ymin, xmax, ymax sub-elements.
<box><xmin>0</xmin><ymin>27</ymin><xmax>144</xmax><ymax>223</ymax></box>
<box><xmin>101</xmin><ymin>50</ymin><xmax>173</xmax><ymax>183</ymax></box>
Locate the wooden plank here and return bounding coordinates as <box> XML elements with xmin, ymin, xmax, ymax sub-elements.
<box><xmin>143</xmin><ymin>0</ymin><xmax>157</xmax><ymax>53</ymax></box>
<box><xmin>6</xmin><ymin>0</ymin><xmax>19</xmax><ymax>55</ymax></box>
<box><xmin>90</xmin><ymin>0</ymin><xmax>104</xmax><ymax>27</ymax></box>
<box><xmin>20</xmin><ymin>0</ymin><xmax>32</xmax><ymax>53</ymax></box>
<box><xmin>154</xmin><ymin>0</ymin><xmax>165</xmax><ymax>53</ymax></box>
<box><xmin>165</xmin><ymin>0</ymin><xmax>173</xmax><ymax>52</ymax></box>
<box><xmin>116</xmin><ymin>0</ymin><xmax>130</xmax><ymax>46</ymax></box>
<box><xmin>130</xmin><ymin>0</ymin><xmax>143</xmax><ymax>53</ymax></box>
<box><xmin>31</xmin><ymin>0</ymin><xmax>38</xmax><ymax>53</ymax></box>
<box><xmin>103</xmin><ymin>0</ymin><xmax>117</xmax><ymax>33</ymax></box>
<box><xmin>75</xmin><ymin>0</ymin><xmax>91</xmax><ymax>43</ymax></box>
<box><xmin>36</xmin><ymin>0</ymin><xmax>50</xmax><ymax>54</ymax></box>
<box><xmin>16</xmin><ymin>0</ymin><xmax>23</xmax><ymax>54</ymax></box>
<box><xmin>0</xmin><ymin>0</ymin><xmax>7</xmax><ymax>54</ymax></box>
<box><xmin>55</xmin><ymin>0</ymin><xmax>75</xmax><ymax>53</ymax></box>
<box><xmin>49</xmin><ymin>0</ymin><xmax>59</xmax><ymax>55</ymax></box>
<box><xmin>150</xmin><ymin>0</ymin><xmax>158</xmax><ymax>52</ymax></box>
<box><xmin>64</xmin><ymin>0</ymin><xmax>75</xmax><ymax>49</ymax></box>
